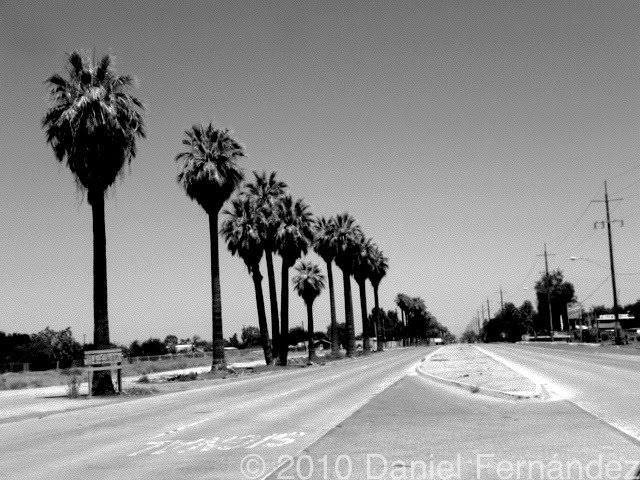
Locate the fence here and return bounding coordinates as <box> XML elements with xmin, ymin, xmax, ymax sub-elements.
<box><xmin>0</xmin><ymin>359</ymin><xmax>82</xmax><ymax>374</ymax></box>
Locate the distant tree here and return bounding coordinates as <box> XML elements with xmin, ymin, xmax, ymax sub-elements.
<box><xmin>534</xmin><ymin>269</ymin><xmax>576</xmax><ymax>334</ymax></box>
<box><xmin>442</xmin><ymin>331</ymin><xmax>457</xmax><ymax>344</ymax></box>
<box><xmin>313</xmin><ymin>216</ymin><xmax>340</xmax><ymax>356</ymax></box>
<box><xmin>164</xmin><ymin>335</ymin><xmax>178</xmax><ymax>353</ymax></box>
<box><xmin>326</xmin><ymin>322</ymin><xmax>347</xmax><ymax>349</ymax></box>
<box><xmin>226</xmin><ymin>333</ymin><xmax>241</xmax><ymax>348</ymax></box>
<box><xmin>22</xmin><ymin>327</ymin><xmax>83</xmax><ymax>370</ymax></box>
<box><xmin>313</xmin><ymin>331</ymin><xmax>329</xmax><ymax>342</ymax></box>
<box><xmin>460</xmin><ymin>328</ymin><xmax>478</xmax><ymax>343</ymax></box>
<box><xmin>140</xmin><ymin>338</ymin><xmax>167</xmax><ymax>356</ymax></box>
<box><xmin>244</xmin><ymin>171</ymin><xmax>288</xmax><ymax>355</ymax></box>
<box><xmin>292</xmin><ymin>260</ymin><xmax>326</xmax><ymax>361</ymax></box>
<box><xmin>353</xmin><ymin>236</ymin><xmax>375</xmax><ymax>354</ymax></box>
<box><xmin>221</xmin><ymin>196</ymin><xmax>272</xmax><ymax>364</ymax></box>
<box><xmin>176</xmin><ymin>123</ymin><xmax>246</xmax><ymax>369</ymax></box>
<box><xmin>0</xmin><ymin>332</ymin><xmax>31</xmax><ymax>365</ymax></box>
<box><xmin>483</xmin><ymin>302</ymin><xmax>522</xmax><ymax>342</ymax></box>
<box><xmin>274</xmin><ymin>195</ymin><xmax>315</xmax><ymax>365</ymax></box>
<box><xmin>288</xmin><ymin>326</ymin><xmax>308</xmax><ymax>346</ymax></box>
<box><xmin>128</xmin><ymin>340</ymin><xmax>143</xmax><ymax>357</ymax></box>
<box><xmin>368</xmin><ymin>246</ymin><xmax>389</xmax><ymax>351</ymax></box>
<box><xmin>240</xmin><ymin>326</ymin><xmax>262</xmax><ymax>348</ymax></box>
<box><xmin>519</xmin><ymin>300</ymin><xmax>536</xmax><ymax>336</ymax></box>
<box><xmin>332</xmin><ymin>213</ymin><xmax>363</xmax><ymax>356</ymax></box>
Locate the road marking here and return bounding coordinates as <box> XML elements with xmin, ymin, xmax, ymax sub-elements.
<box><xmin>149</xmin><ymin>418</ymin><xmax>211</xmax><ymax>439</ymax></box>
<box><xmin>129</xmin><ymin>432</ymin><xmax>306</xmax><ymax>457</ymax></box>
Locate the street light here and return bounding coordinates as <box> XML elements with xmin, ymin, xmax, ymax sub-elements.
<box><xmin>569</xmin><ymin>256</ymin><xmax>608</xmax><ymax>270</ymax></box>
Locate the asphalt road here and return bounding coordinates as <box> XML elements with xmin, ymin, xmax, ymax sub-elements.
<box><xmin>0</xmin><ymin>347</ymin><xmax>430</xmax><ymax>480</ymax></box>
<box><xmin>483</xmin><ymin>343</ymin><xmax>640</xmax><ymax>442</ymax></box>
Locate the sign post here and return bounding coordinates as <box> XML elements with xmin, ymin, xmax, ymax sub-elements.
<box><xmin>84</xmin><ymin>349</ymin><xmax>123</xmax><ymax>397</ymax></box>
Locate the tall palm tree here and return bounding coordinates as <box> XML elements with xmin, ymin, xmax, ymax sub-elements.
<box><xmin>292</xmin><ymin>260</ymin><xmax>326</xmax><ymax>362</ymax></box>
<box><xmin>42</xmin><ymin>51</ymin><xmax>145</xmax><ymax>394</ymax></box>
<box><xmin>221</xmin><ymin>197</ymin><xmax>272</xmax><ymax>365</ymax></box>
<box><xmin>244</xmin><ymin>171</ymin><xmax>287</xmax><ymax>359</ymax></box>
<box><xmin>353</xmin><ymin>236</ymin><xmax>375</xmax><ymax>355</ymax></box>
<box><xmin>176</xmin><ymin>124</ymin><xmax>245</xmax><ymax>370</ymax></box>
<box><xmin>369</xmin><ymin>246</ymin><xmax>389</xmax><ymax>351</ymax></box>
<box><xmin>313</xmin><ymin>216</ymin><xmax>340</xmax><ymax>356</ymax></box>
<box><xmin>275</xmin><ymin>195</ymin><xmax>315</xmax><ymax>365</ymax></box>
<box><xmin>395</xmin><ymin>293</ymin><xmax>411</xmax><ymax>346</ymax></box>
<box><xmin>332</xmin><ymin>213</ymin><xmax>363</xmax><ymax>357</ymax></box>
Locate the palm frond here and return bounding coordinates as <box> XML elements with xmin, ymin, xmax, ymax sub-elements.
<box><xmin>292</xmin><ymin>260</ymin><xmax>326</xmax><ymax>303</ymax></box>
<box><xmin>175</xmin><ymin>123</ymin><xmax>246</xmax><ymax>213</ymax></box>
<box><xmin>42</xmin><ymin>50</ymin><xmax>145</xmax><ymax>194</ymax></box>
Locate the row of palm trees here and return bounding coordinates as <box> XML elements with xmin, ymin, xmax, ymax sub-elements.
<box><xmin>217</xmin><ymin>169</ymin><xmax>390</xmax><ymax>366</ymax></box>
<box><xmin>42</xmin><ymin>51</ymin><xmax>389</xmax><ymax>388</ymax></box>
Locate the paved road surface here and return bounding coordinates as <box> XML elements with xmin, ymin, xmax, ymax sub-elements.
<box><xmin>0</xmin><ymin>348</ymin><xmax>430</xmax><ymax>480</ymax></box>
<box><xmin>483</xmin><ymin>344</ymin><xmax>640</xmax><ymax>442</ymax></box>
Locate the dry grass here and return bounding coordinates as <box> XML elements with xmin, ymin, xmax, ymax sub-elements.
<box><xmin>0</xmin><ymin>349</ymin><xmax>265</xmax><ymax>391</ymax></box>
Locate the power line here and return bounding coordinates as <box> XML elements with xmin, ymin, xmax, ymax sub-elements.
<box><xmin>612</xmin><ymin>176</ymin><xmax>640</xmax><ymax>196</ymax></box>
<box><xmin>581</xmin><ymin>275</ymin><xmax>611</xmax><ymax>303</ymax></box>
<box><xmin>516</xmin><ymin>257</ymin><xmax>539</xmax><ymax>290</ymax></box>
<box><xmin>553</xmin><ymin>201</ymin><xmax>595</xmax><ymax>252</ymax></box>
<box><xmin>607</xmin><ymin>163</ymin><xmax>640</xmax><ymax>184</ymax></box>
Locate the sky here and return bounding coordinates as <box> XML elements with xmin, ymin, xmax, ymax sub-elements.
<box><xmin>1</xmin><ymin>0</ymin><xmax>640</xmax><ymax>345</ymax></box>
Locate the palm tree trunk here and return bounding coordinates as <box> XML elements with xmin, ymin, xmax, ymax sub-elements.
<box><xmin>326</xmin><ymin>260</ymin><xmax>339</xmax><ymax>356</ymax></box>
<box><xmin>306</xmin><ymin>300</ymin><xmax>316</xmax><ymax>362</ymax></box>
<box><xmin>343</xmin><ymin>269</ymin><xmax>356</xmax><ymax>357</ymax></box>
<box><xmin>89</xmin><ymin>189</ymin><xmax>114</xmax><ymax>395</ymax></box>
<box><xmin>265</xmin><ymin>250</ymin><xmax>279</xmax><ymax>359</ymax></box>
<box><xmin>209</xmin><ymin>211</ymin><xmax>226</xmax><ymax>369</ymax></box>
<box><xmin>279</xmin><ymin>262</ymin><xmax>290</xmax><ymax>365</ymax></box>
<box><xmin>90</xmin><ymin>189</ymin><xmax>110</xmax><ymax>348</ymax></box>
<box><xmin>357</xmin><ymin>279</ymin><xmax>370</xmax><ymax>354</ymax></box>
<box><xmin>374</xmin><ymin>284</ymin><xmax>384</xmax><ymax>352</ymax></box>
<box><xmin>251</xmin><ymin>265</ymin><xmax>272</xmax><ymax>365</ymax></box>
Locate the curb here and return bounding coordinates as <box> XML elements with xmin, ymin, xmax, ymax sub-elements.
<box><xmin>416</xmin><ymin>347</ymin><xmax>542</xmax><ymax>401</ymax></box>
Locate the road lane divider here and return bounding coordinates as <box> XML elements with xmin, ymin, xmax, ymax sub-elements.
<box><xmin>415</xmin><ymin>345</ymin><xmax>542</xmax><ymax>400</ymax></box>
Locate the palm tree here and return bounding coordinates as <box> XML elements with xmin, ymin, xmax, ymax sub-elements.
<box><xmin>244</xmin><ymin>171</ymin><xmax>287</xmax><ymax>359</ymax></box>
<box><xmin>332</xmin><ymin>213</ymin><xmax>363</xmax><ymax>357</ymax></box>
<box><xmin>221</xmin><ymin>197</ymin><xmax>271</xmax><ymax>365</ymax></box>
<box><xmin>42</xmin><ymin>51</ymin><xmax>145</xmax><ymax>394</ymax></box>
<box><xmin>369</xmin><ymin>246</ymin><xmax>389</xmax><ymax>351</ymax></box>
<box><xmin>292</xmin><ymin>260</ymin><xmax>326</xmax><ymax>362</ymax></box>
<box><xmin>275</xmin><ymin>195</ymin><xmax>315</xmax><ymax>365</ymax></box>
<box><xmin>395</xmin><ymin>293</ymin><xmax>411</xmax><ymax>346</ymax></box>
<box><xmin>313</xmin><ymin>216</ymin><xmax>340</xmax><ymax>356</ymax></box>
<box><xmin>353</xmin><ymin>236</ymin><xmax>375</xmax><ymax>355</ymax></box>
<box><xmin>176</xmin><ymin>124</ymin><xmax>245</xmax><ymax>370</ymax></box>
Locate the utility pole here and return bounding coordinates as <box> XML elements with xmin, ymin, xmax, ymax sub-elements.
<box><xmin>481</xmin><ymin>304</ymin><xmax>485</xmax><ymax>323</ymax></box>
<box><xmin>537</xmin><ymin>243</ymin><xmax>555</xmax><ymax>341</ymax></box>
<box><xmin>487</xmin><ymin>298</ymin><xmax>491</xmax><ymax>321</ymax></box>
<box><xmin>594</xmin><ymin>180</ymin><xmax>623</xmax><ymax>344</ymax></box>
